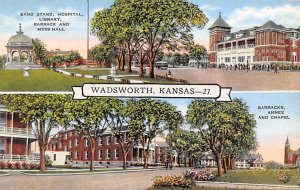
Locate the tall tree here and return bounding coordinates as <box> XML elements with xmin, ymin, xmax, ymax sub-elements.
<box><xmin>0</xmin><ymin>94</ymin><xmax>69</xmax><ymax>172</ymax></box>
<box><xmin>91</xmin><ymin>0</ymin><xmax>208</xmax><ymax>78</ymax></box>
<box><xmin>64</xmin><ymin>97</ymin><xmax>117</xmax><ymax>171</ymax></box>
<box><xmin>189</xmin><ymin>44</ymin><xmax>207</xmax><ymax>68</ymax></box>
<box><xmin>109</xmin><ymin>99</ymin><xmax>137</xmax><ymax>169</ymax></box>
<box><xmin>186</xmin><ymin>99</ymin><xmax>257</xmax><ymax>177</ymax></box>
<box><xmin>126</xmin><ymin>99</ymin><xmax>183</xmax><ymax>168</ymax></box>
<box><xmin>90</xmin><ymin>44</ymin><xmax>113</xmax><ymax>67</ymax></box>
<box><xmin>32</xmin><ymin>38</ymin><xmax>47</xmax><ymax>65</ymax></box>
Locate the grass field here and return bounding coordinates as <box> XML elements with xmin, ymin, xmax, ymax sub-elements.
<box><xmin>147</xmin><ymin>186</ymin><xmax>244</xmax><ymax>190</ymax></box>
<box><xmin>0</xmin><ymin>69</ymin><xmax>106</xmax><ymax>91</ymax></box>
<box><xmin>217</xmin><ymin>169</ymin><xmax>300</xmax><ymax>186</ymax></box>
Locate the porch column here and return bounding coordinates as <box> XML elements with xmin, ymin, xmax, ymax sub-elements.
<box><xmin>10</xmin><ymin>137</ymin><xmax>13</xmax><ymax>161</ymax></box>
<box><xmin>137</xmin><ymin>147</ymin><xmax>139</xmax><ymax>162</ymax></box>
<box><xmin>25</xmin><ymin>138</ymin><xmax>29</xmax><ymax>161</ymax></box>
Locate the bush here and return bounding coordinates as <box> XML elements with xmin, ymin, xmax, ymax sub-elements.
<box><xmin>45</xmin><ymin>155</ymin><xmax>53</xmax><ymax>166</ymax></box>
<box><xmin>15</xmin><ymin>162</ymin><xmax>22</xmax><ymax>169</ymax></box>
<box><xmin>7</xmin><ymin>162</ymin><xmax>12</xmax><ymax>169</ymax></box>
<box><xmin>278</xmin><ymin>171</ymin><xmax>290</xmax><ymax>184</ymax></box>
<box><xmin>264</xmin><ymin>161</ymin><xmax>284</xmax><ymax>169</ymax></box>
<box><xmin>184</xmin><ymin>169</ymin><xmax>216</xmax><ymax>181</ymax></box>
<box><xmin>0</xmin><ymin>162</ymin><xmax>7</xmax><ymax>169</ymax></box>
<box><xmin>22</xmin><ymin>162</ymin><xmax>28</xmax><ymax>169</ymax></box>
<box><xmin>152</xmin><ymin>174</ymin><xmax>194</xmax><ymax>188</ymax></box>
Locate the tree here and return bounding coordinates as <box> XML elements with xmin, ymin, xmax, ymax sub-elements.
<box><xmin>92</xmin><ymin>0</ymin><xmax>208</xmax><ymax>78</ymax></box>
<box><xmin>65</xmin><ymin>51</ymin><xmax>81</xmax><ymax>62</ymax></box>
<box><xmin>126</xmin><ymin>99</ymin><xmax>183</xmax><ymax>168</ymax></box>
<box><xmin>189</xmin><ymin>44</ymin><xmax>207</xmax><ymax>68</ymax></box>
<box><xmin>109</xmin><ymin>99</ymin><xmax>137</xmax><ymax>169</ymax></box>
<box><xmin>64</xmin><ymin>97</ymin><xmax>117</xmax><ymax>171</ymax></box>
<box><xmin>90</xmin><ymin>44</ymin><xmax>113</xmax><ymax>67</ymax></box>
<box><xmin>186</xmin><ymin>99</ymin><xmax>257</xmax><ymax>177</ymax></box>
<box><xmin>0</xmin><ymin>94</ymin><xmax>69</xmax><ymax>172</ymax></box>
<box><xmin>32</xmin><ymin>38</ymin><xmax>47</xmax><ymax>65</ymax></box>
<box><xmin>167</xmin><ymin>129</ymin><xmax>206</xmax><ymax>167</ymax></box>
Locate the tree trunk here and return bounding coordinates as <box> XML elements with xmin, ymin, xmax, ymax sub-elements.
<box><xmin>127</xmin><ymin>55</ymin><xmax>133</xmax><ymax>73</ymax></box>
<box><xmin>149</xmin><ymin>62</ymin><xmax>155</xmax><ymax>78</ymax></box>
<box><xmin>89</xmin><ymin>141</ymin><xmax>95</xmax><ymax>171</ymax></box>
<box><xmin>223</xmin><ymin>158</ymin><xmax>228</xmax><ymax>173</ymax></box>
<box><xmin>231</xmin><ymin>157</ymin><xmax>236</xmax><ymax>170</ymax></box>
<box><xmin>39</xmin><ymin>145</ymin><xmax>46</xmax><ymax>172</ymax></box>
<box><xmin>177</xmin><ymin>154</ymin><xmax>181</xmax><ymax>167</ymax></box>
<box><xmin>216</xmin><ymin>157</ymin><xmax>223</xmax><ymax>177</ymax></box>
<box><xmin>122</xmin><ymin>151</ymin><xmax>128</xmax><ymax>170</ymax></box>
<box><xmin>143</xmin><ymin>148</ymin><xmax>148</xmax><ymax>169</ymax></box>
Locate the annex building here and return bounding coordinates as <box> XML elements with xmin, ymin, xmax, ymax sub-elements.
<box><xmin>284</xmin><ymin>137</ymin><xmax>300</xmax><ymax>166</ymax></box>
<box><xmin>47</xmin><ymin>129</ymin><xmax>172</xmax><ymax>167</ymax></box>
<box><xmin>208</xmin><ymin>13</ymin><xmax>300</xmax><ymax>66</ymax></box>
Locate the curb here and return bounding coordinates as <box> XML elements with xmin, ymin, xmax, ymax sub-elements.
<box><xmin>196</xmin><ymin>181</ymin><xmax>300</xmax><ymax>190</ymax></box>
<box><xmin>18</xmin><ymin>168</ymin><xmax>165</xmax><ymax>176</ymax></box>
<box><xmin>0</xmin><ymin>173</ymin><xmax>10</xmax><ymax>177</ymax></box>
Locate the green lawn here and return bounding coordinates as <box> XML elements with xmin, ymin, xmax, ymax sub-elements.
<box><xmin>216</xmin><ymin>169</ymin><xmax>300</xmax><ymax>186</ymax></box>
<box><xmin>0</xmin><ymin>69</ymin><xmax>110</xmax><ymax>91</ymax></box>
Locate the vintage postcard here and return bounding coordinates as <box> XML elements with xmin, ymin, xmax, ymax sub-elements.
<box><xmin>0</xmin><ymin>0</ymin><xmax>299</xmax><ymax>190</ymax></box>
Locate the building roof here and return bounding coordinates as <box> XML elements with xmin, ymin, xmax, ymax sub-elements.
<box><xmin>8</xmin><ymin>24</ymin><xmax>32</xmax><ymax>44</ymax></box>
<box><xmin>258</xmin><ymin>20</ymin><xmax>286</xmax><ymax>31</ymax></box>
<box><xmin>209</xmin><ymin>12</ymin><xmax>231</xmax><ymax>30</ymax></box>
<box><xmin>221</xmin><ymin>28</ymin><xmax>255</xmax><ymax>43</ymax></box>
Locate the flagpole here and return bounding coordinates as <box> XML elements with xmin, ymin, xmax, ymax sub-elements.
<box><xmin>87</xmin><ymin>0</ymin><xmax>89</xmax><ymax>66</ymax></box>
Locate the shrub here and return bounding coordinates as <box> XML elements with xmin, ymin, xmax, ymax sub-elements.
<box><xmin>278</xmin><ymin>171</ymin><xmax>290</xmax><ymax>184</ymax></box>
<box><xmin>15</xmin><ymin>162</ymin><xmax>22</xmax><ymax>169</ymax></box>
<box><xmin>264</xmin><ymin>161</ymin><xmax>284</xmax><ymax>169</ymax></box>
<box><xmin>45</xmin><ymin>155</ymin><xmax>53</xmax><ymax>167</ymax></box>
<box><xmin>22</xmin><ymin>162</ymin><xmax>28</xmax><ymax>169</ymax></box>
<box><xmin>152</xmin><ymin>174</ymin><xmax>194</xmax><ymax>188</ymax></box>
<box><xmin>7</xmin><ymin>162</ymin><xmax>12</xmax><ymax>169</ymax></box>
<box><xmin>29</xmin><ymin>163</ymin><xmax>37</xmax><ymax>170</ymax></box>
<box><xmin>10</xmin><ymin>162</ymin><xmax>16</xmax><ymax>170</ymax></box>
<box><xmin>184</xmin><ymin>169</ymin><xmax>216</xmax><ymax>181</ymax></box>
<box><xmin>0</xmin><ymin>162</ymin><xmax>7</xmax><ymax>169</ymax></box>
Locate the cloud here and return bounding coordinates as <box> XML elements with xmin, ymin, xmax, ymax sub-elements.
<box><xmin>226</xmin><ymin>4</ymin><xmax>300</xmax><ymax>30</ymax></box>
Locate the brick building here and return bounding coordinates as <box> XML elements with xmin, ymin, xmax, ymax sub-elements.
<box><xmin>284</xmin><ymin>136</ymin><xmax>300</xmax><ymax>166</ymax></box>
<box><xmin>0</xmin><ymin>106</ymin><xmax>38</xmax><ymax>162</ymax></box>
<box><xmin>209</xmin><ymin>13</ymin><xmax>300</xmax><ymax>66</ymax></box>
<box><xmin>47</xmin><ymin>129</ymin><xmax>170</xmax><ymax>166</ymax></box>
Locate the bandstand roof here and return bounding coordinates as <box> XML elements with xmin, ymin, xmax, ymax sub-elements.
<box><xmin>8</xmin><ymin>24</ymin><xmax>32</xmax><ymax>44</ymax></box>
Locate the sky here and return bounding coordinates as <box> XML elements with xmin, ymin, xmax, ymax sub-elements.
<box><xmin>163</xmin><ymin>92</ymin><xmax>300</xmax><ymax>164</ymax></box>
<box><xmin>0</xmin><ymin>0</ymin><xmax>300</xmax><ymax>58</ymax></box>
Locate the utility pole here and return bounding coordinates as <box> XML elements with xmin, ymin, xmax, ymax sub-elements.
<box><xmin>87</xmin><ymin>0</ymin><xmax>89</xmax><ymax>66</ymax></box>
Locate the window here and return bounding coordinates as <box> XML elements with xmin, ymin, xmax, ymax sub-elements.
<box><xmin>64</xmin><ymin>146</ymin><xmax>67</xmax><ymax>151</ymax></box>
<box><xmin>84</xmin><ymin>151</ymin><xmax>89</xmax><ymax>159</ymax></box>
<box><xmin>74</xmin><ymin>151</ymin><xmax>78</xmax><ymax>159</ymax></box>
<box><xmin>124</xmin><ymin>133</ymin><xmax>129</xmax><ymax>143</ymax></box>
<box><xmin>75</xmin><ymin>139</ymin><xmax>79</xmax><ymax>146</ymax></box>
<box><xmin>106</xmin><ymin>149</ymin><xmax>110</xmax><ymax>159</ymax></box>
<box><xmin>59</xmin><ymin>143</ymin><xmax>62</xmax><ymax>149</ymax></box>
<box><xmin>69</xmin><ymin>140</ymin><xmax>72</xmax><ymax>148</ymax></box>
<box><xmin>98</xmin><ymin>150</ymin><xmax>102</xmax><ymax>159</ymax></box>
<box><xmin>98</xmin><ymin>138</ymin><xmax>102</xmax><ymax>146</ymax></box>
<box><xmin>64</xmin><ymin>133</ymin><xmax>67</xmax><ymax>139</ymax></box>
<box><xmin>54</xmin><ymin>154</ymin><xmax>56</xmax><ymax>161</ymax></box>
<box><xmin>69</xmin><ymin>131</ymin><xmax>72</xmax><ymax>137</ymax></box>
<box><xmin>85</xmin><ymin>139</ymin><xmax>89</xmax><ymax>147</ymax></box>
<box><xmin>107</xmin><ymin>136</ymin><xmax>111</xmax><ymax>145</ymax></box>
<box><xmin>115</xmin><ymin>137</ymin><xmax>119</xmax><ymax>144</ymax></box>
<box><xmin>115</xmin><ymin>149</ymin><xmax>119</xmax><ymax>159</ymax></box>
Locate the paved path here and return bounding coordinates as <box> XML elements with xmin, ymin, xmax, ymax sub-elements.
<box><xmin>155</xmin><ymin>68</ymin><xmax>300</xmax><ymax>91</ymax></box>
<box><xmin>1</xmin><ymin>168</ymin><xmax>186</xmax><ymax>190</ymax></box>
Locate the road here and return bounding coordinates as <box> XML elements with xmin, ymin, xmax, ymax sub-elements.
<box><xmin>2</xmin><ymin>168</ymin><xmax>186</xmax><ymax>190</ymax></box>
<box><xmin>154</xmin><ymin>68</ymin><xmax>300</xmax><ymax>91</ymax></box>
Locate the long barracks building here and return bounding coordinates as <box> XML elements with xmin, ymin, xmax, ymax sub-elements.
<box><xmin>209</xmin><ymin>13</ymin><xmax>300</xmax><ymax>66</ymax></box>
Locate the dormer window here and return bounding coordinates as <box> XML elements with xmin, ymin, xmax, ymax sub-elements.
<box><xmin>236</xmin><ymin>33</ymin><xmax>243</xmax><ymax>38</ymax></box>
<box><xmin>224</xmin><ymin>36</ymin><xmax>231</xmax><ymax>41</ymax></box>
<box><xmin>250</xmin><ymin>31</ymin><xmax>254</xmax><ymax>36</ymax></box>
